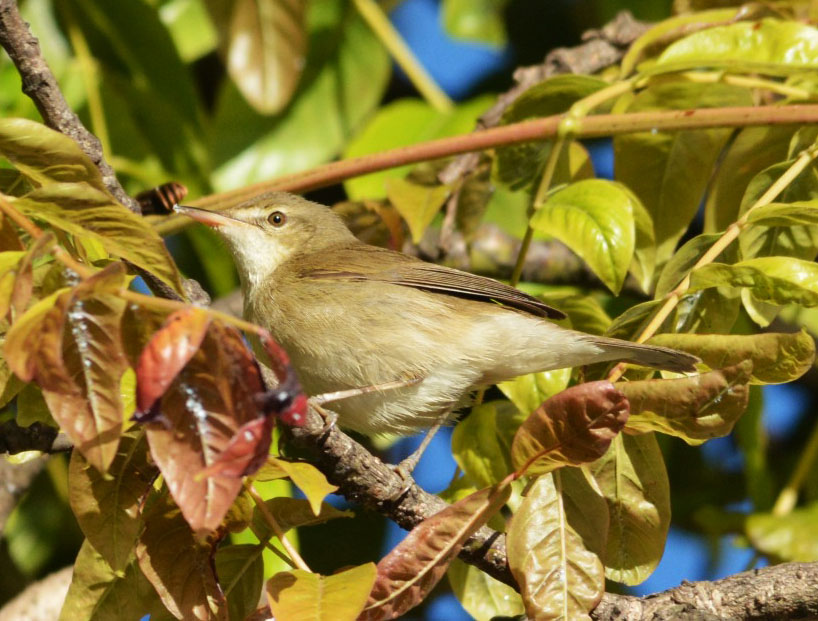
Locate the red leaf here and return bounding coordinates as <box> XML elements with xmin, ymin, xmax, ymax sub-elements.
<box><xmin>361</xmin><ymin>483</ymin><xmax>511</xmax><ymax>620</ymax></box>
<box><xmin>143</xmin><ymin>321</ymin><xmax>267</xmax><ymax>532</ymax></box>
<box><xmin>136</xmin><ymin>494</ymin><xmax>227</xmax><ymax>620</ymax></box>
<box><xmin>135</xmin><ymin>307</ymin><xmax>211</xmax><ymax>415</ymax></box>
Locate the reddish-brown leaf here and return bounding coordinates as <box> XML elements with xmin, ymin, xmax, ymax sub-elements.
<box><xmin>143</xmin><ymin>321</ymin><xmax>267</xmax><ymax>533</ymax></box>
<box><xmin>512</xmin><ymin>381</ymin><xmax>630</xmax><ymax>476</ymax></box>
<box><xmin>136</xmin><ymin>494</ymin><xmax>227</xmax><ymax>621</ymax></box>
<box><xmin>135</xmin><ymin>307</ymin><xmax>211</xmax><ymax>416</ymax></box>
<box><xmin>360</xmin><ymin>483</ymin><xmax>511</xmax><ymax>620</ymax></box>
<box><xmin>10</xmin><ymin>231</ymin><xmax>53</xmax><ymax>320</ymax></box>
<box><xmin>256</xmin><ymin>329</ymin><xmax>308</xmax><ymax>427</ymax></box>
<box><xmin>0</xmin><ymin>213</ymin><xmax>24</xmax><ymax>251</ymax></box>
<box><xmin>68</xmin><ymin>428</ymin><xmax>157</xmax><ymax>572</ymax></box>
<box><xmin>5</xmin><ymin>263</ymin><xmax>129</xmax><ymax>471</ymax></box>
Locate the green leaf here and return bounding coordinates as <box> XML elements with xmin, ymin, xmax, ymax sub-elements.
<box><xmin>268</xmin><ymin>458</ymin><xmax>338</xmax><ymax>515</ymax></box>
<box><xmin>159</xmin><ymin>0</ymin><xmax>218</xmax><ymax>62</ymax></box>
<box><xmin>530</xmin><ymin>179</ymin><xmax>637</xmax><ymax>294</ymax></box>
<box><xmin>12</xmin><ymin>183</ymin><xmax>184</xmax><ymax>294</ymax></box>
<box><xmin>212</xmin><ymin>1</ymin><xmax>389</xmax><ymax>190</ymax></box>
<box><xmin>651</xmin><ymin>19</ymin><xmax>818</xmax><ymax>76</ymax></box>
<box><xmin>620</xmin><ymin>8</ymin><xmax>744</xmax><ymax>76</ymax></box>
<box><xmin>507</xmin><ymin>468</ymin><xmax>607</xmax><ymax>620</ymax></box>
<box><xmin>747</xmin><ymin>200</ymin><xmax>818</xmax><ymax>226</ymax></box>
<box><xmin>60</xmin><ymin>539</ymin><xmax>169</xmax><ymax>621</ymax></box>
<box><xmin>746</xmin><ymin>502</ymin><xmax>818</xmax><ymax>561</ymax></box>
<box><xmin>250</xmin><ymin>498</ymin><xmax>352</xmax><ymax>540</ymax></box>
<box><xmin>451</xmin><ymin>401</ymin><xmax>524</xmax><ymax>488</ymax></box>
<box><xmin>0</xmin><ymin>118</ymin><xmax>106</xmax><ymax>191</ymax></box>
<box><xmin>538</xmin><ymin>291</ymin><xmax>611</xmax><ymax>336</ymax></box>
<box><xmin>512</xmin><ymin>381</ymin><xmax>630</xmax><ymax>476</ymax></box>
<box><xmin>494</xmin><ymin>75</ymin><xmax>607</xmax><ymax>191</ymax></box>
<box><xmin>704</xmin><ymin>126</ymin><xmax>797</xmax><ymax>234</ymax></box>
<box><xmin>690</xmin><ymin>257</ymin><xmax>818</xmax><ymax>307</ymax></box>
<box><xmin>69</xmin><ymin>429</ymin><xmax>156</xmax><ymax>572</ymax></box>
<box><xmin>739</xmin><ymin>160</ymin><xmax>818</xmax><ymax>269</ymax></box>
<box><xmin>620</xmin><ymin>363</ymin><xmax>752</xmax><ymax>445</ymax></box>
<box><xmin>614</xmin><ymin>82</ymin><xmax>753</xmax><ymax>264</ymax></box>
<box><xmin>215</xmin><ymin>544</ymin><xmax>265</xmax><ymax>621</ymax></box>
<box><xmin>344</xmin><ymin>96</ymin><xmax>494</xmax><ymax>200</ymax></box>
<box><xmin>655</xmin><ymin>233</ymin><xmax>738</xmax><ymax>299</ymax></box>
<box><xmin>268</xmin><ymin>564</ymin><xmax>377</xmax><ymax>621</ymax></box>
<box><xmin>498</xmin><ymin>368</ymin><xmax>571</xmax><ymax>417</ymax></box>
<box><xmin>648</xmin><ymin>331</ymin><xmax>815</xmax><ymax>384</ymax></box>
<box><xmin>58</xmin><ymin>0</ymin><xmax>206</xmax><ymax>182</ymax></box>
<box><xmin>385</xmin><ymin>178</ymin><xmax>451</xmax><ymax>243</ymax></box>
<box><xmin>447</xmin><ymin>558</ymin><xmax>524</xmax><ymax>621</ymax></box>
<box><xmin>673</xmin><ymin>289</ymin><xmax>741</xmax><ymax>335</ymax></box>
<box><xmin>225</xmin><ymin>0</ymin><xmax>307</xmax><ymax>114</ymax></box>
<box><xmin>734</xmin><ymin>386</ymin><xmax>774</xmax><ymax>510</ymax></box>
<box><xmin>605</xmin><ymin>299</ymin><xmax>664</xmax><ymax>341</ymax></box>
<box><xmin>442</xmin><ymin>0</ymin><xmax>508</xmax><ymax>47</ymax></box>
<box><xmin>589</xmin><ymin>433</ymin><xmax>670</xmax><ymax>586</ymax></box>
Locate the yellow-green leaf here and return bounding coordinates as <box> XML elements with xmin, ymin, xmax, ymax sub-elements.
<box><xmin>530</xmin><ymin>179</ymin><xmax>637</xmax><ymax>294</ymax></box>
<box><xmin>746</xmin><ymin>503</ymin><xmax>818</xmax><ymax>562</ymax></box>
<box><xmin>652</xmin><ymin>19</ymin><xmax>818</xmax><ymax>76</ymax></box>
<box><xmin>268</xmin><ymin>457</ymin><xmax>337</xmax><ymax>515</ymax></box>
<box><xmin>385</xmin><ymin>178</ymin><xmax>451</xmax><ymax>244</ymax></box>
<box><xmin>13</xmin><ymin>183</ymin><xmax>183</xmax><ymax>294</ymax></box>
<box><xmin>589</xmin><ymin>433</ymin><xmax>670</xmax><ymax>585</ymax></box>
<box><xmin>267</xmin><ymin>564</ymin><xmax>377</xmax><ymax>621</ymax></box>
<box><xmin>507</xmin><ymin>468</ymin><xmax>607</xmax><ymax>621</ymax></box>
<box><xmin>447</xmin><ymin>558</ymin><xmax>524</xmax><ymax>621</ymax></box>
<box><xmin>648</xmin><ymin>331</ymin><xmax>815</xmax><ymax>385</ymax></box>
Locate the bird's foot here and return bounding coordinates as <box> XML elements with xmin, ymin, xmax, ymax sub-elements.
<box><xmin>306</xmin><ymin>399</ymin><xmax>338</xmax><ymax>438</ymax></box>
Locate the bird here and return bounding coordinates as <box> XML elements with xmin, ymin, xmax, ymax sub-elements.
<box><xmin>175</xmin><ymin>192</ymin><xmax>698</xmax><ymax>438</ymax></box>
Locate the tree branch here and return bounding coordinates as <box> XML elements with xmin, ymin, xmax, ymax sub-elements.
<box><xmin>0</xmin><ymin>0</ymin><xmax>139</xmax><ymax>212</ymax></box>
<box><xmin>282</xmin><ymin>403</ymin><xmax>515</xmax><ymax>586</ymax></box>
<box><xmin>594</xmin><ymin>562</ymin><xmax>818</xmax><ymax>620</ymax></box>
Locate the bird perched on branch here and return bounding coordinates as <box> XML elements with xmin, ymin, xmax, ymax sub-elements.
<box><xmin>176</xmin><ymin>193</ymin><xmax>697</xmax><ymax>437</ymax></box>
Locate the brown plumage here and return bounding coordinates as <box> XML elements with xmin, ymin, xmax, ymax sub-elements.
<box><xmin>176</xmin><ymin>193</ymin><xmax>698</xmax><ymax>435</ymax></box>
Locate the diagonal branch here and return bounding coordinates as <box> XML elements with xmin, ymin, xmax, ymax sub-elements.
<box><xmin>0</xmin><ymin>0</ymin><xmax>139</xmax><ymax>212</ymax></box>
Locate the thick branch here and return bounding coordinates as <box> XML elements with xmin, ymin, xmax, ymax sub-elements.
<box><xmin>0</xmin><ymin>0</ymin><xmax>139</xmax><ymax>212</ymax></box>
<box><xmin>594</xmin><ymin>562</ymin><xmax>818</xmax><ymax>620</ymax></box>
<box><xmin>282</xmin><ymin>404</ymin><xmax>515</xmax><ymax>586</ymax></box>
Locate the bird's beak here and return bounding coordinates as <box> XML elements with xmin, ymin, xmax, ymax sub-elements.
<box><xmin>174</xmin><ymin>205</ymin><xmax>250</xmax><ymax>229</ymax></box>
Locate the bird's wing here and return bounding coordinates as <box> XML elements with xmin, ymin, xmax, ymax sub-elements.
<box><xmin>298</xmin><ymin>244</ymin><xmax>565</xmax><ymax>320</ymax></box>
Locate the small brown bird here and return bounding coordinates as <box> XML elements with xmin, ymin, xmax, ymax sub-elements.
<box><xmin>176</xmin><ymin>193</ymin><xmax>697</xmax><ymax>436</ymax></box>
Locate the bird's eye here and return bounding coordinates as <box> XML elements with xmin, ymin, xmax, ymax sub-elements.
<box><xmin>268</xmin><ymin>211</ymin><xmax>286</xmax><ymax>227</ymax></box>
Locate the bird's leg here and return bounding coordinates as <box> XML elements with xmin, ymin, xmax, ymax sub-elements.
<box><xmin>394</xmin><ymin>407</ymin><xmax>454</xmax><ymax>479</ymax></box>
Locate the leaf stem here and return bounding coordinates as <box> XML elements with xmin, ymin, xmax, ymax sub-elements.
<box><xmin>606</xmin><ymin>139</ymin><xmax>818</xmax><ymax>382</ymax></box>
<box><xmin>772</xmin><ymin>418</ymin><xmax>818</xmax><ymax>517</ymax></box>
<box><xmin>246</xmin><ymin>483</ymin><xmax>312</xmax><ymax>573</ymax></box>
<box><xmin>674</xmin><ymin>71</ymin><xmax>818</xmax><ymax>101</ymax></box>
<box><xmin>353</xmin><ymin>0</ymin><xmax>453</xmax><ymax>113</ymax></box>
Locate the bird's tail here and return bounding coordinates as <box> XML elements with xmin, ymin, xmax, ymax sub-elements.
<box><xmin>586</xmin><ymin>335</ymin><xmax>699</xmax><ymax>372</ymax></box>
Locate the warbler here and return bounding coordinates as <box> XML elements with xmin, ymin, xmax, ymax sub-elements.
<box><xmin>176</xmin><ymin>193</ymin><xmax>697</xmax><ymax>436</ymax></box>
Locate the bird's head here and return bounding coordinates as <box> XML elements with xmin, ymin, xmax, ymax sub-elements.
<box><xmin>175</xmin><ymin>192</ymin><xmax>355</xmax><ymax>290</ymax></box>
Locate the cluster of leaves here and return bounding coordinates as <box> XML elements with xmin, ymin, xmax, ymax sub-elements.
<box><xmin>3</xmin><ymin>3</ymin><xmax>818</xmax><ymax>621</ymax></box>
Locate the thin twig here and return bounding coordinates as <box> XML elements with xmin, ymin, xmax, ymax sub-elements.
<box><xmin>246</xmin><ymin>483</ymin><xmax>312</xmax><ymax>573</ymax></box>
<box><xmin>353</xmin><ymin>0</ymin><xmax>453</xmax><ymax>112</ymax></box>
<box><xmin>151</xmin><ymin>103</ymin><xmax>818</xmax><ymax>236</ymax></box>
